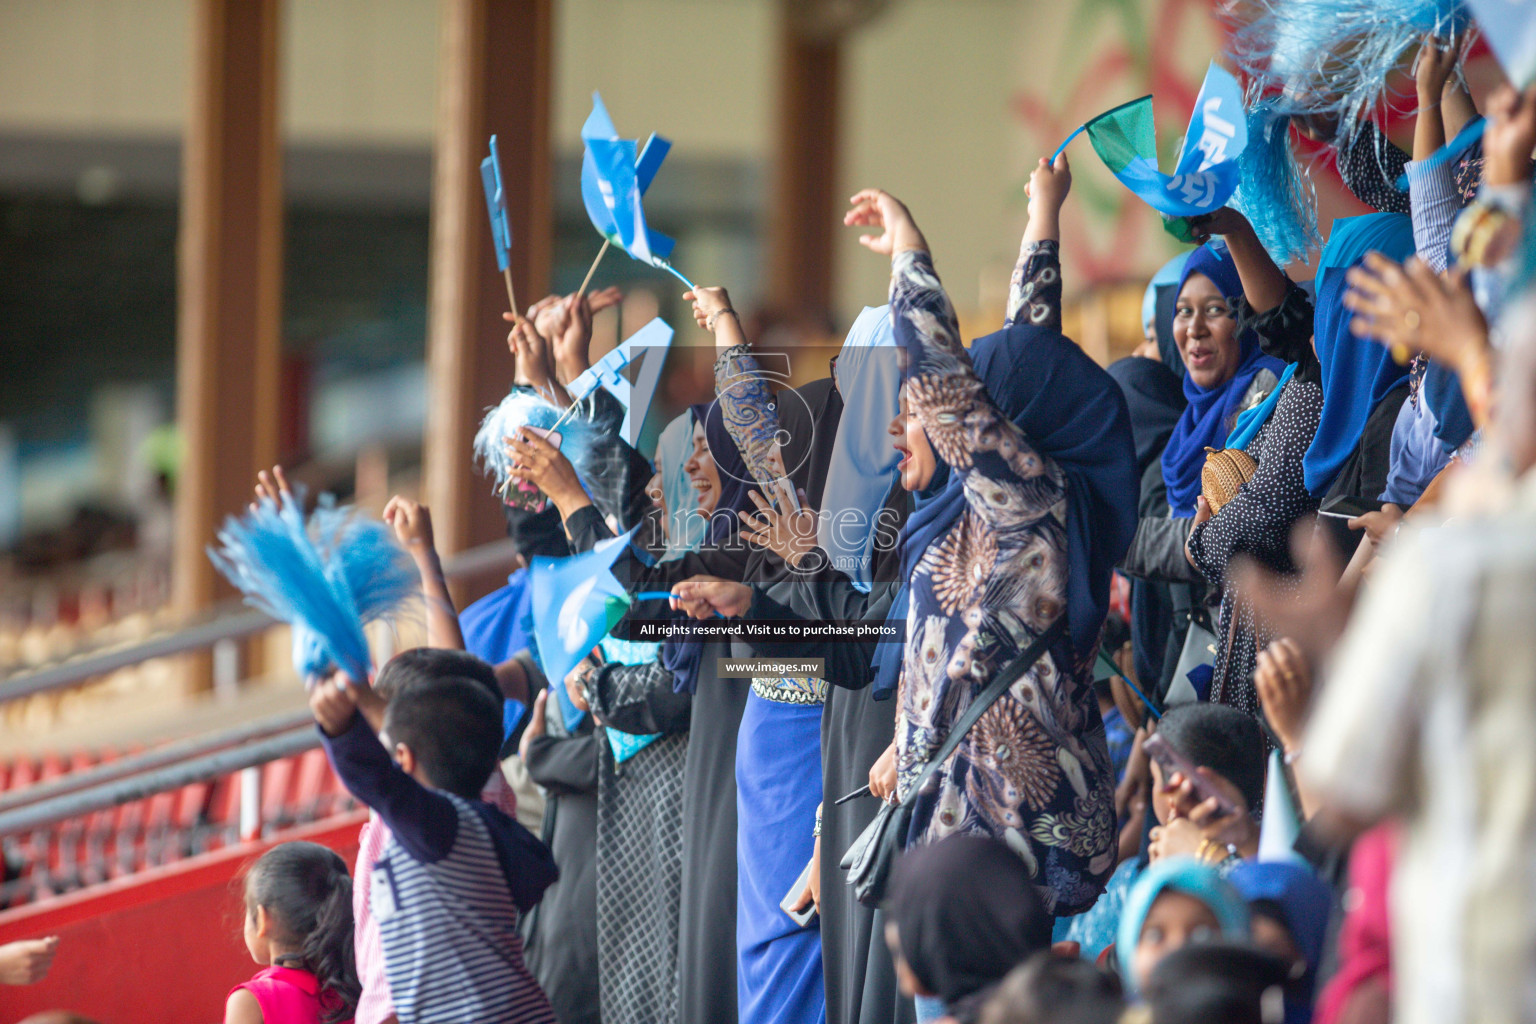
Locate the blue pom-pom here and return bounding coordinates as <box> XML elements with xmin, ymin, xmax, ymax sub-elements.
<box><xmin>1232</xmin><ymin>103</ymin><xmax>1322</xmax><ymax>265</ymax></box>
<box><xmin>208</xmin><ymin>491</ymin><xmax>418</xmax><ymax>683</ymax></box>
<box><xmin>473</xmin><ymin>389</ymin><xmax>598</xmax><ymax>496</ymax></box>
<box><xmin>1227</xmin><ymin>0</ymin><xmax>1468</xmax><ymax>172</ymax></box>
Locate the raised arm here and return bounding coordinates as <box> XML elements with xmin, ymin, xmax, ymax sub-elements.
<box><xmin>1006</xmin><ymin>153</ymin><xmax>1070</xmax><ymax>328</ymax></box>
<box><xmin>688</xmin><ymin>285</ymin><xmax>785</xmax><ymax>490</ymax></box>
<box><xmin>846</xmin><ymin>188</ymin><xmax>1060</xmax><ymax>529</ymax></box>
<box><xmin>383</xmin><ymin>496</ymin><xmax>464</xmax><ymax>651</ymax></box>
<box><xmin>1187</xmin><ymin>207</ymin><xmax>1290</xmax><ymax>313</ymax></box>
<box><xmin>310</xmin><ymin>675</ymin><xmax>460</xmax><ymax>865</ymax></box>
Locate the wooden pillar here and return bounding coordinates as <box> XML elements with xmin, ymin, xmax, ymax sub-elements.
<box><xmin>171</xmin><ymin>0</ymin><xmax>283</xmax><ymax>656</ymax></box>
<box><xmin>424</xmin><ymin>0</ymin><xmax>553</xmax><ymax>580</ymax></box>
<box><xmin>767</xmin><ymin>16</ymin><xmax>841</xmax><ymax>328</ymax></box>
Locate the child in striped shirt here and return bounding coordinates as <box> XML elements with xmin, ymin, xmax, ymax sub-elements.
<box><xmin>313</xmin><ymin>668</ymin><xmax>558</xmax><ymax>1024</ymax></box>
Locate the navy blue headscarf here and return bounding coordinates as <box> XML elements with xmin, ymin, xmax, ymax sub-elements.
<box><xmin>1160</xmin><ymin>243</ymin><xmax>1287</xmax><ymax>517</ymax></box>
<box><xmin>662</xmin><ymin>401</ymin><xmax>755</xmax><ymax>693</ymax></box>
<box><xmin>1304</xmin><ymin>214</ymin><xmax>1415</xmax><ymax>495</ymax></box>
<box><xmin>871</xmin><ymin>323</ymin><xmax>1138</xmax><ymax>697</ymax></box>
<box><xmin>1107</xmin><ymin>356</ymin><xmax>1188</xmax><ymax>475</ymax></box>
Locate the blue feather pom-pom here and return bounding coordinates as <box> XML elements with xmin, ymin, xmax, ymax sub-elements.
<box><xmin>1226</xmin><ymin>0</ymin><xmax>1468</xmax><ymax>171</ymax></box>
<box><xmin>1232</xmin><ymin>102</ymin><xmax>1322</xmax><ymax>265</ymax></box>
<box><xmin>473</xmin><ymin>389</ymin><xmax>597</xmax><ymax>498</ymax></box>
<box><xmin>208</xmin><ymin>492</ymin><xmax>418</xmax><ymax>684</ymax></box>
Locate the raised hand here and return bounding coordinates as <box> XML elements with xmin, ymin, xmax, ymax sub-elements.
<box><xmin>382</xmin><ymin>495</ymin><xmax>436</xmax><ymax>555</ymax></box>
<box><xmin>250</xmin><ymin>465</ymin><xmax>294</xmax><ymax>512</ymax></box>
<box><xmin>1414</xmin><ymin>34</ymin><xmax>1458</xmax><ymax>105</ymax></box>
<box><xmin>1231</xmin><ymin>522</ymin><xmax>1352</xmax><ymax>668</ymax></box>
<box><xmin>1254</xmin><ymin>637</ymin><xmax>1312</xmax><ymax>755</ymax></box>
<box><xmin>844</xmin><ymin>188</ymin><xmax>928</xmax><ymax>257</ymax></box>
<box><xmin>506</xmin><ymin>316</ymin><xmax>560</xmax><ymax>399</ymax></box>
<box><xmin>0</xmin><ymin>937</ymin><xmax>59</xmax><ymax>985</ymax></box>
<box><xmin>739</xmin><ymin>485</ymin><xmax>818</xmax><ymax>567</ymax></box>
<box><xmin>309</xmin><ymin>670</ymin><xmax>361</xmax><ymax>737</ymax></box>
<box><xmin>1186</xmin><ymin>206</ymin><xmax>1253</xmax><ymax>247</ymax></box>
<box><xmin>505</xmin><ymin>428</ymin><xmax>589</xmax><ymax>518</ymax></box>
<box><xmin>685</xmin><ymin>286</ymin><xmax>734</xmax><ymax>329</ymax></box>
<box><xmin>1024</xmin><ymin>153</ymin><xmax>1072</xmax><ymax>245</ymax></box>
<box><xmin>1343</xmin><ymin>253</ymin><xmax>1491</xmax><ymax>423</ymax></box>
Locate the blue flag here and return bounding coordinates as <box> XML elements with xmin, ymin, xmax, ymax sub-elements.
<box><xmin>529</xmin><ymin>529</ymin><xmax>638</xmax><ymax>729</ymax></box>
<box><xmin>480</xmin><ymin>135</ymin><xmax>513</xmax><ymax>272</ymax></box>
<box><xmin>580</xmin><ymin>92</ymin><xmax>677</xmax><ymax>269</ymax></box>
<box><xmin>1083</xmin><ymin>63</ymin><xmax>1249</xmax><ymax>219</ymax></box>
<box><xmin>564</xmin><ymin>317</ymin><xmax>675</xmax><ymax>447</ymax></box>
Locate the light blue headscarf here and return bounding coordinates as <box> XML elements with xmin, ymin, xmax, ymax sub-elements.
<box><xmin>655</xmin><ymin>409</ymin><xmax>706</xmax><ymax>559</ymax></box>
<box><xmin>1116</xmin><ymin>856</ymin><xmax>1251</xmax><ymax>996</ymax></box>
<box><xmin>600</xmin><ymin>409</ymin><xmax>700</xmax><ymax>762</ymax></box>
<box><xmin>816</xmin><ymin>305</ymin><xmax>901</xmax><ymax>591</ymax></box>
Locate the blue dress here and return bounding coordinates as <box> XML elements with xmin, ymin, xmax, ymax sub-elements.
<box><xmin>713</xmin><ymin>345</ymin><xmax>827</xmax><ymax>1024</ymax></box>
<box><xmin>736</xmin><ymin>685</ymin><xmax>826</xmax><ymax>1024</ymax></box>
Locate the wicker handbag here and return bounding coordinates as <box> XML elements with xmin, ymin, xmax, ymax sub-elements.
<box><xmin>1200</xmin><ymin>446</ymin><xmax>1257</xmax><ymax>514</ymax></box>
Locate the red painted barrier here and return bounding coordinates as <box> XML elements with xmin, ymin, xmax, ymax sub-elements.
<box><xmin>0</xmin><ymin>810</ymin><xmax>367</xmax><ymax>1024</ymax></box>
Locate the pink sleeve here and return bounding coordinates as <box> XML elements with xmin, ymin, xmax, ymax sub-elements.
<box><xmin>1314</xmin><ymin>823</ymin><xmax>1397</xmax><ymax>1024</ymax></box>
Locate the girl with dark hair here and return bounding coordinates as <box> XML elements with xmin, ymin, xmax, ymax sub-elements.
<box><xmin>227</xmin><ymin>840</ymin><xmax>360</xmax><ymax>1024</ymax></box>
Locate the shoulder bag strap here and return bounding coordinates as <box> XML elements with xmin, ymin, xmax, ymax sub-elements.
<box><xmin>898</xmin><ymin>615</ymin><xmax>1068</xmax><ymax>809</ymax></box>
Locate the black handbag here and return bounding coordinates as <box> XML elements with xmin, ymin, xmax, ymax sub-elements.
<box><xmin>839</xmin><ymin>616</ymin><xmax>1067</xmax><ymax>907</ymax></box>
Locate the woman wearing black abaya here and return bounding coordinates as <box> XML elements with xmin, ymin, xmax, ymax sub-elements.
<box><xmin>509</xmin><ymin>405</ymin><xmax>758</xmax><ymax>1024</ymax></box>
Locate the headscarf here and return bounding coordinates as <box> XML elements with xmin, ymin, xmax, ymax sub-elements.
<box><xmin>1116</xmin><ymin>856</ymin><xmax>1252</xmax><ymax>997</ymax></box>
<box><xmin>661</xmin><ymin>402</ymin><xmax>755</xmax><ymax>693</ymax></box>
<box><xmin>1108</xmin><ymin>356</ymin><xmax>1188</xmax><ymax>475</ymax></box>
<box><xmin>1304</xmin><ymin>213</ymin><xmax>1414</xmax><ymax>495</ymax></box>
<box><xmin>1145</xmin><ymin>252</ymin><xmax>1192</xmax><ymax>373</ymax></box>
<box><xmin>1160</xmin><ymin>243</ymin><xmax>1287</xmax><ymax>517</ymax></box>
<box><xmin>818</xmin><ymin>305</ymin><xmax>902</xmax><ymax>590</ymax></box>
<box><xmin>691</xmin><ymin>400</ymin><xmax>755</xmax><ymax>543</ymax></box>
<box><xmin>873</xmin><ymin>321</ymin><xmax>1138</xmax><ymax>699</ymax></box>
<box><xmin>776</xmin><ymin>377</ymin><xmax>841</xmax><ymax>510</ymax></box>
<box><xmin>1230</xmin><ymin>861</ymin><xmax>1334</xmax><ymax>1024</ymax></box>
<box><xmin>886</xmin><ymin>836</ymin><xmax>1053</xmax><ymax>1021</ymax></box>
<box><xmin>655</xmin><ymin>410</ymin><xmax>707</xmax><ymax>559</ymax></box>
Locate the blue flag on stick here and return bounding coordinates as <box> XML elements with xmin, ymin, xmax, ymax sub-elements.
<box><xmin>564</xmin><ymin>317</ymin><xmax>675</xmax><ymax>447</ymax></box>
<box><xmin>1068</xmin><ymin>63</ymin><xmax>1249</xmax><ymax>220</ymax></box>
<box><xmin>529</xmin><ymin>529</ymin><xmax>639</xmax><ymax>729</ymax></box>
<box><xmin>580</xmin><ymin>93</ymin><xmax>693</xmax><ymax>287</ymax></box>
<box><xmin>480</xmin><ymin>135</ymin><xmax>514</xmax><ymax>272</ymax></box>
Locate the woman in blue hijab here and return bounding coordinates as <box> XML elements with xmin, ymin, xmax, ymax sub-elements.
<box><xmin>1306</xmin><ymin>213</ymin><xmax>1415</xmax><ymax>501</ymax></box>
<box><xmin>1121</xmin><ymin>243</ymin><xmax>1286</xmax><ymax>583</ymax></box>
<box><xmin>1119</xmin><ymin>235</ymin><xmax>1287</xmax><ymax>715</ymax></box>
<box><xmin>1167</xmin><ymin>211</ymin><xmax>1329</xmax><ymax>720</ymax></box>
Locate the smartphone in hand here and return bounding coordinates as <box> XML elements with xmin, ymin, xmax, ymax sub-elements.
<box><xmin>780</xmin><ymin>857</ymin><xmax>817</xmax><ymax>927</ymax></box>
<box><xmin>1317</xmin><ymin>494</ymin><xmax>1385</xmax><ymax>520</ymax></box>
<box><xmin>1142</xmin><ymin>733</ymin><xmax>1239</xmax><ymax>819</ymax></box>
